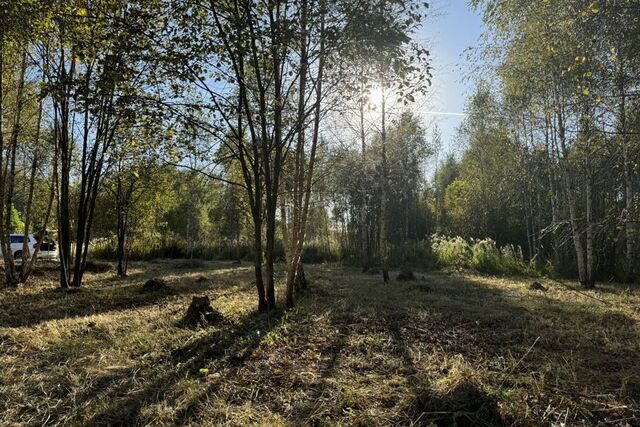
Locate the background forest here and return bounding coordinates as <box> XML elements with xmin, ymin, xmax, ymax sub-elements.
<box><xmin>1</xmin><ymin>0</ymin><xmax>638</xmax><ymax>301</ymax></box>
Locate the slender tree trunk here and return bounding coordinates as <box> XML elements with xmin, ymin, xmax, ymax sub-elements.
<box><xmin>544</xmin><ymin>113</ymin><xmax>560</xmax><ymax>264</ymax></box>
<box><xmin>359</xmin><ymin>73</ymin><xmax>369</xmax><ymax>272</ymax></box>
<box><xmin>285</xmin><ymin>0</ymin><xmax>309</xmax><ymax>308</ymax></box>
<box><xmin>2</xmin><ymin>51</ymin><xmax>28</xmax><ymax>285</ymax></box>
<box><xmin>0</xmin><ymin>36</ymin><xmax>10</xmax><ymax>285</ymax></box>
<box><xmin>253</xmin><ymin>206</ymin><xmax>267</xmax><ymax>311</ymax></box>
<box><xmin>116</xmin><ymin>193</ymin><xmax>128</xmax><ymax>276</ymax></box>
<box><xmin>20</xmin><ymin>66</ymin><xmax>45</xmax><ymax>280</ymax></box>
<box><xmin>22</xmin><ymin>170</ymin><xmax>56</xmax><ymax>284</ymax></box>
<box><xmin>56</xmin><ymin>45</ymin><xmax>75</xmax><ymax>289</ymax></box>
<box><xmin>380</xmin><ymin>85</ymin><xmax>389</xmax><ymax>283</ymax></box>
<box><xmin>557</xmin><ymin>107</ymin><xmax>587</xmax><ymax>285</ymax></box>
<box><xmin>583</xmin><ymin>109</ymin><xmax>595</xmax><ymax>288</ymax></box>
<box><xmin>617</xmin><ymin>59</ymin><xmax>635</xmax><ymax>280</ymax></box>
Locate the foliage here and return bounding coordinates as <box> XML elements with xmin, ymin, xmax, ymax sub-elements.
<box><xmin>9</xmin><ymin>206</ymin><xmax>24</xmax><ymax>234</ymax></box>
<box><xmin>431</xmin><ymin>234</ymin><xmax>530</xmax><ymax>275</ymax></box>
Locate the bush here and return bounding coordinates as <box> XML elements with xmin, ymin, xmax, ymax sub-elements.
<box><xmin>432</xmin><ymin>235</ymin><xmax>472</xmax><ymax>269</ymax></box>
<box><xmin>470</xmin><ymin>238</ymin><xmax>502</xmax><ymax>274</ymax></box>
<box><xmin>500</xmin><ymin>244</ymin><xmax>528</xmax><ymax>275</ymax></box>
<box><xmin>431</xmin><ymin>234</ymin><xmax>531</xmax><ymax>275</ymax></box>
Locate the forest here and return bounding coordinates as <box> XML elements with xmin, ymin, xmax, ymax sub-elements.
<box><xmin>1</xmin><ymin>0</ymin><xmax>639</xmax><ymax>425</ymax></box>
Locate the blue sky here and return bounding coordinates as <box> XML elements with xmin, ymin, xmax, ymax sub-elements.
<box><xmin>416</xmin><ymin>0</ymin><xmax>485</xmax><ymax>157</ymax></box>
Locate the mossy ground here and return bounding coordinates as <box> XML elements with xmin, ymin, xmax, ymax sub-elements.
<box><xmin>1</xmin><ymin>260</ymin><xmax>638</xmax><ymax>426</ymax></box>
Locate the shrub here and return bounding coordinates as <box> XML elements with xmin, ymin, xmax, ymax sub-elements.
<box><xmin>500</xmin><ymin>244</ymin><xmax>528</xmax><ymax>275</ymax></box>
<box><xmin>470</xmin><ymin>238</ymin><xmax>502</xmax><ymax>274</ymax></box>
<box><xmin>432</xmin><ymin>234</ymin><xmax>472</xmax><ymax>269</ymax></box>
<box><xmin>431</xmin><ymin>234</ymin><xmax>531</xmax><ymax>275</ymax></box>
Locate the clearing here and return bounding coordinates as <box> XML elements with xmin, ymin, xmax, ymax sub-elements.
<box><xmin>0</xmin><ymin>261</ymin><xmax>639</xmax><ymax>426</ymax></box>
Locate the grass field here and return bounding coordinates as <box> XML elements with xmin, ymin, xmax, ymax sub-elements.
<box><xmin>1</xmin><ymin>260</ymin><xmax>639</xmax><ymax>426</ymax></box>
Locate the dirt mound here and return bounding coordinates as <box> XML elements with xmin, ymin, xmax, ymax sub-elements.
<box><xmin>397</xmin><ymin>270</ymin><xmax>416</xmax><ymax>281</ymax></box>
<box><xmin>529</xmin><ymin>281</ymin><xmax>547</xmax><ymax>291</ymax></box>
<box><xmin>182</xmin><ymin>295</ymin><xmax>223</xmax><ymax>327</ymax></box>
<box><xmin>140</xmin><ymin>278</ymin><xmax>168</xmax><ymax>292</ymax></box>
<box><xmin>196</xmin><ymin>275</ymin><xmax>208</xmax><ymax>283</ymax></box>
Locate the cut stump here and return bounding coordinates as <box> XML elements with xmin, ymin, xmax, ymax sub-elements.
<box><xmin>182</xmin><ymin>295</ymin><xmax>223</xmax><ymax>328</ymax></box>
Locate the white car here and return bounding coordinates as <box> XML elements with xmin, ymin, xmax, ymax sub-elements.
<box><xmin>0</xmin><ymin>234</ymin><xmax>58</xmax><ymax>261</ymax></box>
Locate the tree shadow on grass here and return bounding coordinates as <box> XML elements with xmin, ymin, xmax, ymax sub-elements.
<box><xmin>300</xmin><ymin>267</ymin><xmax>640</xmax><ymax>425</ymax></box>
<box><xmin>7</xmin><ymin>264</ymin><xmax>639</xmax><ymax>426</ymax></box>
<box><xmin>0</xmin><ymin>266</ymin><xmax>253</xmax><ymax>328</ymax></box>
<box><xmin>81</xmin><ymin>307</ymin><xmax>287</xmax><ymax>426</ymax></box>
<box><xmin>407</xmin><ymin>381</ymin><xmax>501</xmax><ymax>427</ymax></box>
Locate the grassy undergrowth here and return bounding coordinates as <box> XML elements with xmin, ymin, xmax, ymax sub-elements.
<box><xmin>1</xmin><ymin>260</ymin><xmax>639</xmax><ymax>425</ymax></box>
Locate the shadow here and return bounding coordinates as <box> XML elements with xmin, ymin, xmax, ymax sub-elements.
<box><xmin>0</xmin><ymin>262</ymin><xmax>254</xmax><ymax>328</ymax></box>
<box><xmin>3</xmin><ymin>262</ymin><xmax>639</xmax><ymax>426</ymax></box>
<box><xmin>84</xmin><ymin>307</ymin><xmax>286</xmax><ymax>426</ymax></box>
<box><xmin>407</xmin><ymin>380</ymin><xmax>501</xmax><ymax>427</ymax></box>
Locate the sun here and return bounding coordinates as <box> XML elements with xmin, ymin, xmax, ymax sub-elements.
<box><xmin>366</xmin><ymin>85</ymin><xmax>387</xmax><ymax>111</ymax></box>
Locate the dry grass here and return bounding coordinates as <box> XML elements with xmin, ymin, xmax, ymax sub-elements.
<box><xmin>0</xmin><ymin>261</ymin><xmax>639</xmax><ymax>426</ymax></box>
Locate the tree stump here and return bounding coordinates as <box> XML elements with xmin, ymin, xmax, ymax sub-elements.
<box><xmin>182</xmin><ymin>296</ymin><xmax>223</xmax><ymax>327</ymax></box>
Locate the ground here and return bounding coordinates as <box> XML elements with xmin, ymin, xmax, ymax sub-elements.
<box><xmin>0</xmin><ymin>261</ymin><xmax>639</xmax><ymax>426</ymax></box>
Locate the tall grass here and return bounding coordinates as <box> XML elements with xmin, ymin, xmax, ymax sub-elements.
<box><xmin>431</xmin><ymin>234</ymin><xmax>531</xmax><ymax>275</ymax></box>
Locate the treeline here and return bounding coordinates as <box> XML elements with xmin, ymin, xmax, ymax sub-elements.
<box><xmin>433</xmin><ymin>0</ymin><xmax>640</xmax><ymax>283</ymax></box>
<box><xmin>1</xmin><ymin>0</ymin><xmax>432</xmax><ymax>310</ymax></box>
<box><xmin>2</xmin><ymin>0</ymin><xmax>637</xmax><ymax>306</ymax></box>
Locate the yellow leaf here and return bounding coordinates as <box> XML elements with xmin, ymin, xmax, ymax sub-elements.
<box><xmin>582</xmin><ymin>87</ymin><xmax>590</xmax><ymax>96</ymax></box>
<box><xmin>77</xmin><ymin>7</ymin><xmax>87</xmax><ymax>17</ymax></box>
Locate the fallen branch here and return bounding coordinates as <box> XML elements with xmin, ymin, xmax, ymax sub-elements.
<box><xmin>499</xmin><ymin>336</ymin><xmax>540</xmax><ymax>386</ymax></box>
<box><xmin>548</xmin><ymin>278</ymin><xmax>612</xmax><ymax>306</ymax></box>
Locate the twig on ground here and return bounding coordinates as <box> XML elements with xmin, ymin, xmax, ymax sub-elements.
<box><xmin>548</xmin><ymin>278</ymin><xmax>612</xmax><ymax>306</ymax></box>
<box><xmin>499</xmin><ymin>336</ymin><xmax>540</xmax><ymax>387</ymax></box>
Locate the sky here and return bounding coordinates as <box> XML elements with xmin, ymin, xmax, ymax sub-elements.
<box><xmin>416</xmin><ymin>0</ymin><xmax>486</xmax><ymax>158</ymax></box>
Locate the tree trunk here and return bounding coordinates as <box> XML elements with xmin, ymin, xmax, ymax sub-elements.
<box><xmin>380</xmin><ymin>85</ymin><xmax>389</xmax><ymax>284</ymax></box>
<box><xmin>2</xmin><ymin>51</ymin><xmax>28</xmax><ymax>285</ymax></box>
<box><xmin>556</xmin><ymin>107</ymin><xmax>587</xmax><ymax>286</ymax></box>
<box><xmin>252</xmin><ymin>205</ymin><xmax>267</xmax><ymax>311</ymax></box>
<box><xmin>56</xmin><ymin>48</ymin><xmax>75</xmax><ymax>290</ymax></box>
<box><xmin>583</xmin><ymin>109</ymin><xmax>595</xmax><ymax>288</ymax></box>
<box><xmin>617</xmin><ymin>58</ymin><xmax>635</xmax><ymax>281</ymax></box>
<box><xmin>20</xmin><ymin>64</ymin><xmax>45</xmax><ymax>281</ymax></box>
<box><xmin>0</xmin><ymin>38</ymin><xmax>10</xmax><ymax>285</ymax></box>
<box><xmin>359</xmin><ymin>74</ymin><xmax>369</xmax><ymax>272</ymax></box>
